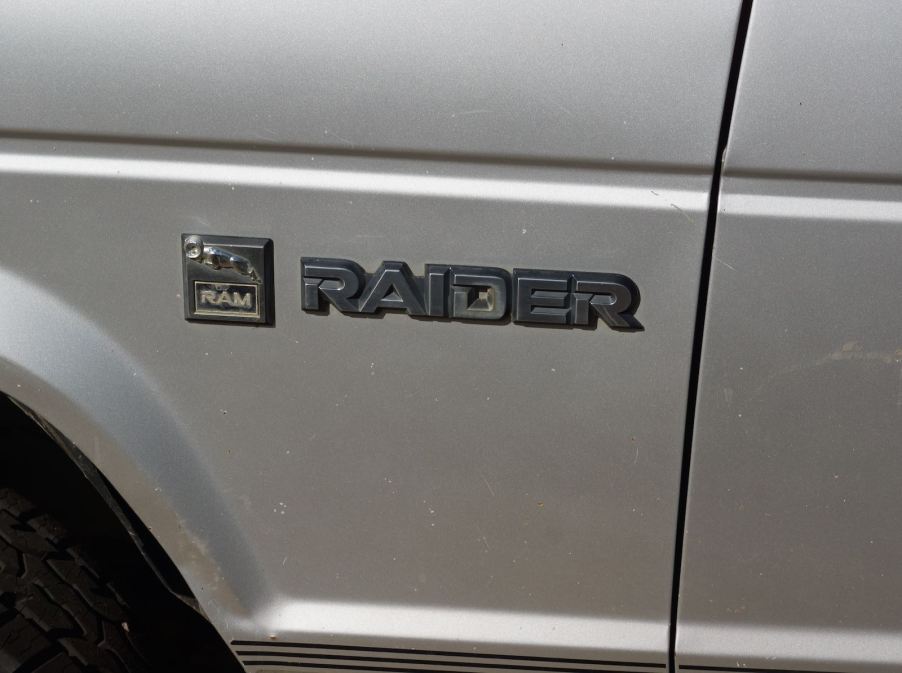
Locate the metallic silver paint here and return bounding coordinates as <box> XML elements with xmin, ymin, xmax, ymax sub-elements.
<box><xmin>0</xmin><ymin>1</ymin><xmax>766</xmax><ymax>669</ymax></box>
<box><xmin>677</xmin><ymin>2</ymin><xmax>902</xmax><ymax>671</ymax></box>
<box><xmin>724</xmin><ymin>1</ymin><xmax>902</xmax><ymax>180</ymax></box>
<box><xmin>0</xmin><ymin>1</ymin><xmax>737</xmax><ymax>169</ymax></box>
<box><xmin>0</xmin><ymin>139</ymin><xmax>715</xmax><ymax>663</ymax></box>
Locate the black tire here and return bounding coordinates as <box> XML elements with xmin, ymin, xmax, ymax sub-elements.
<box><xmin>0</xmin><ymin>487</ymin><xmax>148</xmax><ymax>673</ymax></box>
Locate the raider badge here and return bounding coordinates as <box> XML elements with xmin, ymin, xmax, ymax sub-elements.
<box><xmin>182</xmin><ymin>234</ymin><xmax>274</xmax><ymax>324</ymax></box>
<box><xmin>301</xmin><ymin>258</ymin><xmax>641</xmax><ymax>330</ymax></box>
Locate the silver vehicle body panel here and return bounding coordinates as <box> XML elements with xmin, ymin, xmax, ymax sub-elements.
<box><xmin>0</xmin><ymin>1</ymin><xmax>742</xmax><ymax>669</ymax></box>
<box><xmin>7</xmin><ymin>3</ymin><xmax>900</xmax><ymax>672</ymax></box>
<box><xmin>677</xmin><ymin>2</ymin><xmax>902</xmax><ymax>671</ymax></box>
<box><xmin>1</xmin><ymin>1</ymin><xmax>733</xmax><ymax>170</ymax></box>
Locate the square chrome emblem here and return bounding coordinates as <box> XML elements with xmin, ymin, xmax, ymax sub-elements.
<box><xmin>181</xmin><ymin>234</ymin><xmax>273</xmax><ymax>324</ymax></box>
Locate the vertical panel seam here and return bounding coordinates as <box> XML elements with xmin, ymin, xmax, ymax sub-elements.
<box><xmin>667</xmin><ymin>2</ymin><xmax>755</xmax><ymax>672</ymax></box>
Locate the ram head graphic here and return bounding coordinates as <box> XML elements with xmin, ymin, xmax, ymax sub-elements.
<box><xmin>184</xmin><ymin>235</ymin><xmax>260</xmax><ymax>282</ymax></box>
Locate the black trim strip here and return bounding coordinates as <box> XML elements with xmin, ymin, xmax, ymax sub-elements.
<box><xmin>234</xmin><ymin>651</ymin><xmax>657</xmax><ymax>673</ymax></box>
<box><xmin>240</xmin><ymin>664</ymin><xmax>652</xmax><ymax>673</ymax></box>
<box><xmin>681</xmin><ymin>666</ymin><xmax>846</xmax><ymax>673</ymax></box>
<box><xmin>231</xmin><ymin>642</ymin><xmax>664</xmax><ymax>669</ymax></box>
<box><xmin>668</xmin><ymin>1</ymin><xmax>754</xmax><ymax>673</ymax></box>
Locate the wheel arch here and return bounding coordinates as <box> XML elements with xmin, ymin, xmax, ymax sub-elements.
<box><xmin>0</xmin><ymin>267</ymin><xmax>265</xmax><ymax>629</ymax></box>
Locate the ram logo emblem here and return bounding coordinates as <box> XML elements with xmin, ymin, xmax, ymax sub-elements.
<box><xmin>181</xmin><ymin>234</ymin><xmax>273</xmax><ymax>325</ymax></box>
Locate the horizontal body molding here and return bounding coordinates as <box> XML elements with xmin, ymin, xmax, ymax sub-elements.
<box><xmin>233</xmin><ymin>640</ymin><xmax>665</xmax><ymax>673</ymax></box>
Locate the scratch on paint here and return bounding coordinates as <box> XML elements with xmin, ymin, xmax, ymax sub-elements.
<box><xmin>479</xmin><ymin>472</ymin><xmax>496</xmax><ymax>497</ymax></box>
<box><xmin>715</xmin><ymin>257</ymin><xmax>736</xmax><ymax>271</ymax></box>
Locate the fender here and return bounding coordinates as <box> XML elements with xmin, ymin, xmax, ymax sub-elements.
<box><xmin>0</xmin><ymin>267</ymin><xmax>265</xmax><ymax>628</ymax></box>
